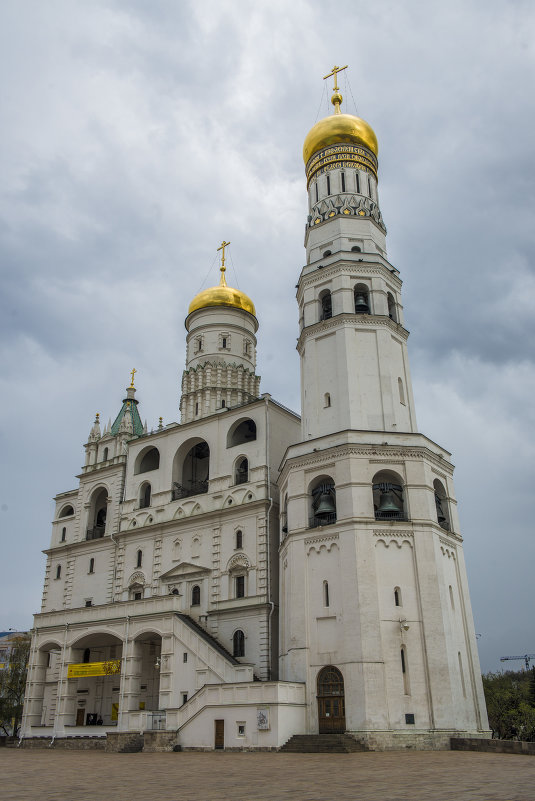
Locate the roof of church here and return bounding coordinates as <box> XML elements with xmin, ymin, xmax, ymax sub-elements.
<box><xmin>111</xmin><ymin>397</ymin><xmax>144</xmax><ymax>437</ymax></box>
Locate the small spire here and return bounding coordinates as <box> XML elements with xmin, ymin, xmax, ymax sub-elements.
<box><xmin>324</xmin><ymin>64</ymin><xmax>348</xmax><ymax>114</ymax></box>
<box><xmin>217</xmin><ymin>240</ymin><xmax>230</xmax><ymax>286</ymax></box>
<box><xmin>88</xmin><ymin>412</ymin><xmax>101</xmax><ymax>442</ymax></box>
<box><xmin>158</xmin><ymin>416</ymin><xmax>164</xmax><ymax>430</ymax></box>
<box><xmin>143</xmin><ymin>420</ymin><xmax>148</xmax><ymax>435</ymax></box>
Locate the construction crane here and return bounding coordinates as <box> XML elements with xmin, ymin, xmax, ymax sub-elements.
<box><xmin>500</xmin><ymin>654</ymin><xmax>535</xmax><ymax>670</ymax></box>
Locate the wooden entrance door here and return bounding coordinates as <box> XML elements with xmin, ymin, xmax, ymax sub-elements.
<box><xmin>214</xmin><ymin>719</ymin><xmax>225</xmax><ymax>749</ymax></box>
<box><xmin>76</xmin><ymin>708</ymin><xmax>85</xmax><ymax>726</ymax></box>
<box><xmin>317</xmin><ymin>666</ymin><xmax>346</xmax><ymax>733</ymax></box>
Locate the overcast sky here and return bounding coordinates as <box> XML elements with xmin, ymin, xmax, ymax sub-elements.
<box><xmin>1</xmin><ymin>0</ymin><xmax>534</xmax><ymax>673</ymax></box>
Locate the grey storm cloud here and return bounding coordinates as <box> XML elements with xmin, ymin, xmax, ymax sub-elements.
<box><xmin>0</xmin><ymin>0</ymin><xmax>534</xmax><ymax>673</ymax></box>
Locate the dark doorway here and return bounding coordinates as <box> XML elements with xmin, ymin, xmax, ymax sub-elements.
<box><xmin>317</xmin><ymin>665</ymin><xmax>346</xmax><ymax>733</ymax></box>
<box><xmin>214</xmin><ymin>719</ymin><xmax>225</xmax><ymax>749</ymax></box>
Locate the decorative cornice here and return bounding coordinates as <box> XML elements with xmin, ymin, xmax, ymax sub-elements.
<box><xmin>297</xmin><ymin>313</ymin><xmax>409</xmax><ymax>353</ymax></box>
<box><xmin>304</xmin><ymin>533</ymin><xmax>339</xmax><ymax>546</ymax></box>
<box><xmin>373</xmin><ymin>530</ymin><xmax>413</xmax><ymax>538</ymax></box>
<box><xmin>299</xmin><ymin>261</ymin><xmax>402</xmax><ymax>291</ymax></box>
<box><xmin>281</xmin><ymin>443</ymin><xmax>453</xmax><ymax>476</ymax></box>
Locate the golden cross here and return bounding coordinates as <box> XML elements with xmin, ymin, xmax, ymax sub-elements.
<box><xmin>323</xmin><ymin>64</ymin><xmax>348</xmax><ymax>92</ymax></box>
<box><xmin>217</xmin><ymin>240</ymin><xmax>231</xmax><ymax>271</ymax></box>
<box><xmin>130</xmin><ymin>367</ymin><xmax>137</xmax><ymax>388</ymax></box>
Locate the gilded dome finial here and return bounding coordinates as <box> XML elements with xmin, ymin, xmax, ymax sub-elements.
<box><xmin>217</xmin><ymin>240</ymin><xmax>231</xmax><ymax>286</ymax></box>
<box><xmin>324</xmin><ymin>64</ymin><xmax>348</xmax><ymax>114</ymax></box>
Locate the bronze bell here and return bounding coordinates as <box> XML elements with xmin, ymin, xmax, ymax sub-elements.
<box><xmin>354</xmin><ymin>292</ymin><xmax>370</xmax><ymax>313</ymax></box>
<box><xmin>435</xmin><ymin>494</ymin><xmax>447</xmax><ymax>524</ymax></box>
<box><xmin>315</xmin><ymin>492</ymin><xmax>336</xmax><ymax>517</ymax></box>
<box><xmin>377</xmin><ymin>489</ymin><xmax>400</xmax><ymax>514</ymax></box>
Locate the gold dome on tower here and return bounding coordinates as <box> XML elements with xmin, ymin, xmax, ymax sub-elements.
<box><xmin>303</xmin><ymin>66</ymin><xmax>379</xmax><ymax>185</ymax></box>
<box><xmin>188</xmin><ymin>241</ymin><xmax>256</xmax><ymax>317</ymax></box>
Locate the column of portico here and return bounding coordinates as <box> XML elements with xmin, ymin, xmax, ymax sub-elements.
<box><xmin>121</xmin><ymin>637</ymin><xmax>143</xmax><ymax>718</ymax></box>
<box><xmin>56</xmin><ymin>645</ymin><xmax>78</xmax><ymax>734</ymax></box>
<box><xmin>21</xmin><ymin>642</ymin><xmax>48</xmax><ymax>732</ymax></box>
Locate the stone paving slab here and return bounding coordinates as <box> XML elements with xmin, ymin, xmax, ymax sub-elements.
<box><xmin>1</xmin><ymin>749</ymin><xmax>535</xmax><ymax>801</ymax></box>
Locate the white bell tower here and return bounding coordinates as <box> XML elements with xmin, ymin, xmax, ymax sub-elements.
<box><xmin>278</xmin><ymin>68</ymin><xmax>489</xmax><ymax>749</ymax></box>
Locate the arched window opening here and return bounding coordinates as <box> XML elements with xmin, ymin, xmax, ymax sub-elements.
<box><xmin>324</xmin><ymin>392</ymin><xmax>331</xmax><ymax>408</ymax></box>
<box><xmin>310</xmin><ymin>478</ymin><xmax>336</xmax><ymax>528</ymax></box>
<box><xmin>433</xmin><ymin>479</ymin><xmax>450</xmax><ymax>531</ymax></box>
<box><xmin>173</xmin><ymin>441</ymin><xmax>210</xmax><ymax>499</ymax></box>
<box><xmin>394</xmin><ymin>587</ymin><xmax>402</xmax><ymax>607</ymax></box>
<box><xmin>227</xmin><ymin>419</ymin><xmax>257</xmax><ymax>448</ymax></box>
<box><xmin>87</xmin><ymin>488</ymin><xmax>108</xmax><ymax>540</ymax></box>
<box><xmin>59</xmin><ymin>505</ymin><xmax>74</xmax><ymax>518</ymax></box>
<box><xmin>235</xmin><ymin>575</ymin><xmax>245</xmax><ymax>598</ymax></box>
<box><xmin>138</xmin><ymin>447</ymin><xmax>160</xmax><ymax>474</ymax></box>
<box><xmin>83</xmin><ymin>648</ymin><xmax>91</xmax><ymax>663</ymax></box>
<box><xmin>233</xmin><ymin>630</ymin><xmax>245</xmax><ymax>658</ymax></box>
<box><xmin>387</xmin><ymin>292</ymin><xmax>398</xmax><ymax>322</ymax></box>
<box><xmin>191</xmin><ymin>585</ymin><xmax>200</xmax><ymax>606</ymax></box>
<box><xmin>351</xmin><ymin>245</ymin><xmax>362</xmax><ymax>253</ymax></box>
<box><xmin>103</xmin><ymin>447</ymin><xmax>109</xmax><ymax>461</ymax></box>
<box><xmin>61</xmin><ymin>527</ymin><xmax>66</xmax><ymax>542</ymax></box>
<box><xmin>323</xmin><ymin>580</ymin><xmax>330</xmax><ymax>608</ymax></box>
<box><xmin>373</xmin><ymin>471</ymin><xmax>407</xmax><ymax>521</ymax></box>
<box><xmin>55</xmin><ymin>565</ymin><xmax>62</xmax><ymax>580</ymax></box>
<box><xmin>235</xmin><ymin>530</ymin><xmax>243</xmax><ymax>550</ymax></box>
<box><xmin>89</xmin><ymin>558</ymin><xmax>95</xmax><ymax>574</ymax></box>
<box><xmin>319</xmin><ymin>290</ymin><xmax>332</xmax><ymax>321</ymax></box>
<box><xmin>281</xmin><ymin>495</ymin><xmax>288</xmax><ymax>535</ymax></box>
<box><xmin>136</xmin><ymin>549</ymin><xmax>143</xmax><ymax>568</ymax></box>
<box><xmin>354</xmin><ymin>284</ymin><xmax>370</xmax><ymax>314</ymax></box>
<box><xmin>221</xmin><ymin>398</ymin><xmax>226</xmax><ymax>408</ymax></box>
<box><xmin>235</xmin><ymin>457</ymin><xmax>249</xmax><ymax>485</ymax></box>
<box><xmin>401</xmin><ymin>646</ymin><xmax>410</xmax><ymax>695</ymax></box>
<box><xmin>171</xmin><ymin>588</ymin><xmax>179</xmax><ymax>595</ymax></box>
<box><xmin>139</xmin><ymin>482</ymin><xmax>151</xmax><ymax>509</ymax></box>
<box><xmin>449</xmin><ymin>585</ymin><xmax>455</xmax><ymax>610</ymax></box>
<box><xmin>398</xmin><ymin>377</ymin><xmax>405</xmax><ymax>405</ymax></box>
<box><xmin>323</xmin><ymin>249</ymin><xmax>332</xmax><ymax>258</ymax></box>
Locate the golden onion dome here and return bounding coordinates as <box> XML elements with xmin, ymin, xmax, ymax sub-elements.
<box><xmin>303</xmin><ymin>110</ymin><xmax>378</xmax><ymax>165</ymax></box>
<box><xmin>188</xmin><ymin>267</ymin><xmax>256</xmax><ymax>317</ymax></box>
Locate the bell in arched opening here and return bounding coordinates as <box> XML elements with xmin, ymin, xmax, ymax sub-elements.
<box><xmin>315</xmin><ymin>491</ymin><xmax>336</xmax><ymax>518</ymax></box>
<box><xmin>311</xmin><ymin>483</ymin><xmax>337</xmax><ymax>528</ymax></box>
<box><xmin>354</xmin><ymin>291</ymin><xmax>370</xmax><ymax>314</ymax></box>
<box><xmin>373</xmin><ymin>482</ymin><xmax>405</xmax><ymax>520</ymax></box>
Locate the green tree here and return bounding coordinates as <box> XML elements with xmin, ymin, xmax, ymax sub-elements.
<box><xmin>0</xmin><ymin>634</ymin><xmax>31</xmax><ymax>737</ymax></box>
<box><xmin>483</xmin><ymin>668</ymin><xmax>535</xmax><ymax>741</ymax></box>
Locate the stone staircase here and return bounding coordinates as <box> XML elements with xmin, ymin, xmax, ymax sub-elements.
<box><xmin>280</xmin><ymin>734</ymin><xmax>367</xmax><ymax>753</ymax></box>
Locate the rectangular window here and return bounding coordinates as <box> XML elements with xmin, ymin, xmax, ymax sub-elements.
<box><xmin>237</xmin><ymin>722</ymin><xmax>246</xmax><ymax>737</ymax></box>
<box><xmin>235</xmin><ymin>575</ymin><xmax>245</xmax><ymax>598</ymax></box>
<box><xmin>85</xmin><ymin>600</ymin><xmax>92</xmax><ymax>607</ymax></box>
<box><xmin>356</xmin><ymin>172</ymin><xmax>360</xmax><ymax>193</ymax></box>
<box><xmin>341</xmin><ymin>172</ymin><xmax>345</xmax><ymax>192</ymax></box>
<box><xmin>315</xmin><ymin>182</ymin><xmax>318</xmax><ymax>202</ymax></box>
<box><xmin>326</xmin><ymin>174</ymin><xmax>331</xmax><ymax>195</ymax></box>
<box><xmin>183</xmin><ymin>652</ymin><xmax>188</xmax><ymax>663</ymax></box>
<box><xmin>182</xmin><ymin>693</ymin><xmax>188</xmax><ymax>706</ymax></box>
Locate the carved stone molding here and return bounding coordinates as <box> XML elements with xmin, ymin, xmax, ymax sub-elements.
<box><xmin>373</xmin><ymin>530</ymin><xmax>413</xmax><ymax>538</ymax></box>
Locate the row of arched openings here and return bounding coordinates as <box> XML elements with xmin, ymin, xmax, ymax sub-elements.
<box><xmin>318</xmin><ymin>287</ymin><xmax>398</xmax><ymax>322</ymax></box>
<box><xmin>293</xmin><ymin>472</ymin><xmax>450</xmax><ymax>530</ymax></box>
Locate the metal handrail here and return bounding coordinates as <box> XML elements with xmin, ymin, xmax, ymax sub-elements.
<box><xmin>172</xmin><ymin>480</ymin><xmax>209</xmax><ymax>500</ymax></box>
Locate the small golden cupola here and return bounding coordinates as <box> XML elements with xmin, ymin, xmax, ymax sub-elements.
<box><xmin>303</xmin><ymin>65</ymin><xmax>379</xmax><ymax>188</ymax></box>
<box><xmin>188</xmin><ymin>240</ymin><xmax>256</xmax><ymax>317</ymax></box>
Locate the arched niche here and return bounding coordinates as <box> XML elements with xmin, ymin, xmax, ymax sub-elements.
<box><xmin>135</xmin><ymin>446</ymin><xmax>160</xmax><ymax>474</ymax></box>
<box><xmin>227</xmin><ymin>419</ymin><xmax>257</xmax><ymax>448</ymax></box>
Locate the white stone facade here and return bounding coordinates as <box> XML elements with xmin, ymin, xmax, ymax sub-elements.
<box><xmin>22</xmin><ymin>94</ymin><xmax>489</xmax><ymax>751</ymax></box>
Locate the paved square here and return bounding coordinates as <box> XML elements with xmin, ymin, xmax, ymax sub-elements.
<box><xmin>1</xmin><ymin>749</ymin><xmax>534</xmax><ymax>801</ymax></box>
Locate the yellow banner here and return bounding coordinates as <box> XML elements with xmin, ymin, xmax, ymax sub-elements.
<box><xmin>67</xmin><ymin>659</ymin><xmax>121</xmax><ymax>678</ymax></box>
